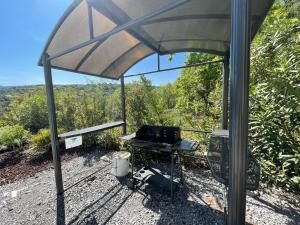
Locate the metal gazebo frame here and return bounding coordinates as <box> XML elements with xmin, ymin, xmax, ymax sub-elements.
<box><xmin>40</xmin><ymin>0</ymin><xmax>274</xmax><ymax>224</ymax></box>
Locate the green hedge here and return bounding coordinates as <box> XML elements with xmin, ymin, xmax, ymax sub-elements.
<box><xmin>0</xmin><ymin>125</ymin><xmax>30</xmax><ymax>151</ymax></box>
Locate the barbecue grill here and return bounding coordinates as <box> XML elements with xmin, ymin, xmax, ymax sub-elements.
<box><xmin>128</xmin><ymin>125</ymin><xmax>182</xmax><ymax>153</ymax></box>
<box><xmin>121</xmin><ymin>125</ymin><xmax>199</xmax><ymax>201</ymax></box>
<box><xmin>136</xmin><ymin>125</ymin><xmax>181</xmax><ymax>144</ymax></box>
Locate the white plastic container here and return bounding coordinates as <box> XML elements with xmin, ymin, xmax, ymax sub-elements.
<box><xmin>111</xmin><ymin>151</ymin><xmax>131</xmax><ymax>177</ymax></box>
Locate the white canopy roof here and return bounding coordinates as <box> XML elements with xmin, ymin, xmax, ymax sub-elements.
<box><xmin>39</xmin><ymin>0</ymin><xmax>273</xmax><ymax>80</ymax></box>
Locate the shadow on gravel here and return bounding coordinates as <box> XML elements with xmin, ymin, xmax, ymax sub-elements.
<box><xmin>64</xmin><ymin>164</ymin><xmax>111</xmax><ymax>192</ymax></box>
<box><xmin>252</xmin><ymin>196</ymin><xmax>300</xmax><ymax>225</ymax></box>
<box><xmin>188</xmin><ymin>169</ymin><xmax>300</xmax><ymax>225</ymax></box>
<box><xmin>55</xmin><ymin>163</ymin><xmax>112</xmax><ymax>225</ymax></box>
<box><xmin>187</xmin><ymin>174</ymin><xmax>223</xmax><ymax>194</ymax></box>
<box><xmin>67</xmin><ymin>180</ymin><xmax>132</xmax><ymax>225</ymax></box>
<box><xmin>82</xmin><ymin>149</ymin><xmax>104</xmax><ymax>168</ymax></box>
<box><xmin>142</xmin><ymin>184</ymin><xmax>224</xmax><ymax>225</ymax></box>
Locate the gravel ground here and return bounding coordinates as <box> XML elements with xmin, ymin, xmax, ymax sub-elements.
<box><xmin>0</xmin><ymin>149</ymin><xmax>299</xmax><ymax>225</ymax></box>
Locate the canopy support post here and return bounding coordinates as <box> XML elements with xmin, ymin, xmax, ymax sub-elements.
<box><xmin>221</xmin><ymin>55</ymin><xmax>229</xmax><ymax>129</ymax></box>
<box><xmin>121</xmin><ymin>75</ymin><xmax>127</xmax><ymax>135</ymax></box>
<box><xmin>157</xmin><ymin>54</ymin><xmax>160</xmax><ymax>71</ymax></box>
<box><xmin>43</xmin><ymin>54</ymin><xmax>64</xmax><ymax>195</ymax></box>
<box><xmin>228</xmin><ymin>0</ymin><xmax>251</xmax><ymax>224</ymax></box>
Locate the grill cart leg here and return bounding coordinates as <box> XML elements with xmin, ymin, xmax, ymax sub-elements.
<box><xmin>128</xmin><ymin>145</ymin><xmax>136</xmax><ymax>189</ymax></box>
<box><xmin>130</xmin><ymin>146</ymin><xmax>133</xmax><ymax>177</ymax></box>
<box><xmin>144</xmin><ymin>148</ymin><xmax>149</xmax><ymax>167</ymax></box>
<box><xmin>179</xmin><ymin>154</ymin><xmax>183</xmax><ymax>184</ymax></box>
<box><xmin>171</xmin><ymin>152</ymin><xmax>174</xmax><ymax>203</ymax></box>
<box><xmin>223</xmin><ymin>185</ymin><xmax>228</xmax><ymax>225</ymax></box>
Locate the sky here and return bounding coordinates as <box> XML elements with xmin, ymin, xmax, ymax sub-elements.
<box><xmin>0</xmin><ymin>0</ymin><xmax>187</xmax><ymax>86</ymax></box>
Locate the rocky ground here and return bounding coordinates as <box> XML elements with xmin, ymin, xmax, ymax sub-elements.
<box><xmin>0</xmin><ymin>149</ymin><xmax>299</xmax><ymax>225</ymax></box>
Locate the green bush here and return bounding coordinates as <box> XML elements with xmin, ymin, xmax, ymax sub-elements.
<box><xmin>4</xmin><ymin>88</ymin><xmax>49</xmax><ymax>133</ymax></box>
<box><xmin>0</xmin><ymin>120</ymin><xmax>9</xmax><ymax>127</ymax></box>
<box><xmin>30</xmin><ymin>129</ymin><xmax>51</xmax><ymax>149</ymax></box>
<box><xmin>30</xmin><ymin>128</ymin><xmax>65</xmax><ymax>149</ymax></box>
<box><xmin>96</xmin><ymin>130</ymin><xmax>121</xmax><ymax>151</ymax></box>
<box><xmin>0</xmin><ymin>125</ymin><xmax>30</xmax><ymax>150</ymax></box>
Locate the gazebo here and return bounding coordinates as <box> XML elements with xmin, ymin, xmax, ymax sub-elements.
<box><xmin>39</xmin><ymin>0</ymin><xmax>274</xmax><ymax>224</ymax></box>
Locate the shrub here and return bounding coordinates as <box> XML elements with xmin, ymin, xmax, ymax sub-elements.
<box><xmin>30</xmin><ymin>129</ymin><xmax>51</xmax><ymax>149</ymax></box>
<box><xmin>4</xmin><ymin>88</ymin><xmax>49</xmax><ymax>133</ymax></box>
<box><xmin>249</xmin><ymin>2</ymin><xmax>300</xmax><ymax>192</ymax></box>
<box><xmin>81</xmin><ymin>133</ymin><xmax>98</xmax><ymax>148</ymax></box>
<box><xmin>0</xmin><ymin>125</ymin><xmax>30</xmax><ymax>150</ymax></box>
<box><xmin>30</xmin><ymin>128</ymin><xmax>66</xmax><ymax>149</ymax></box>
<box><xmin>96</xmin><ymin>130</ymin><xmax>120</xmax><ymax>151</ymax></box>
<box><xmin>0</xmin><ymin>120</ymin><xmax>9</xmax><ymax>127</ymax></box>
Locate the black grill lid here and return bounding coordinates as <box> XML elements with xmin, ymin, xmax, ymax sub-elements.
<box><xmin>135</xmin><ymin>125</ymin><xmax>181</xmax><ymax>144</ymax></box>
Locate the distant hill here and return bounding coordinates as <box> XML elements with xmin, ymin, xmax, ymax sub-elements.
<box><xmin>0</xmin><ymin>84</ymin><xmax>44</xmax><ymax>91</ymax></box>
<box><xmin>0</xmin><ymin>83</ymin><xmax>119</xmax><ymax>119</ymax></box>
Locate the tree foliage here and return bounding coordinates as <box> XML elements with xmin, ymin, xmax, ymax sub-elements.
<box><xmin>175</xmin><ymin>53</ymin><xmax>222</xmax><ymax>131</ymax></box>
<box><xmin>126</xmin><ymin>76</ymin><xmax>165</xmax><ymax>130</ymax></box>
<box><xmin>4</xmin><ymin>84</ymin><xmax>117</xmax><ymax>133</ymax></box>
<box><xmin>249</xmin><ymin>0</ymin><xmax>300</xmax><ymax>190</ymax></box>
<box><xmin>4</xmin><ymin>88</ymin><xmax>49</xmax><ymax>133</ymax></box>
<box><xmin>0</xmin><ymin>125</ymin><xmax>29</xmax><ymax>151</ymax></box>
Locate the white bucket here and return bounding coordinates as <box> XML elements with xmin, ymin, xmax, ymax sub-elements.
<box><xmin>111</xmin><ymin>151</ymin><xmax>131</xmax><ymax>177</ymax></box>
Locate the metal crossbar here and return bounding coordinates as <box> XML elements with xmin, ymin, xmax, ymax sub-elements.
<box><xmin>124</xmin><ymin>59</ymin><xmax>223</xmax><ymax>78</ymax></box>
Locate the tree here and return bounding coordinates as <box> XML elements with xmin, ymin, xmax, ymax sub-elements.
<box><xmin>175</xmin><ymin>53</ymin><xmax>222</xmax><ymax>131</ymax></box>
<box><xmin>4</xmin><ymin>88</ymin><xmax>49</xmax><ymax>133</ymax></box>
<box><xmin>73</xmin><ymin>83</ymin><xmax>107</xmax><ymax>129</ymax></box>
<box><xmin>249</xmin><ymin>0</ymin><xmax>300</xmax><ymax>190</ymax></box>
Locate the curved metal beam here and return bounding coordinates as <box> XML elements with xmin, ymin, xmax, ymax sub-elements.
<box><xmin>75</xmin><ymin>39</ymin><xmax>108</xmax><ymax>71</ymax></box>
<box><xmin>160</xmin><ymin>38</ymin><xmax>229</xmax><ymax>44</ymax></box>
<box><xmin>47</xmin><ymin>0</ymin><xmax>190</xmax><ymax>62</ymax></box>
<box><xmin>90</xmin><ymin>0</ymin><xmax>164</xmax><ymax>53</ymax></box>
<box><xmin>50</xmin><ymin>65</ymin><xmax>119</xmax><ymax>80</ymax></box>
<box><xmin>81</xmin><ymin>38</ymin><xmax>228</xmax><ymax>77</ymax></box>
<box><xmin>38</xmin><ymin>0</ymin><xmax>83</xmax><ymax>66</ymax></box>
<box><xmin>161</xmin><ymin>48</ymin><xmax>226</xmax><ymax>56</ymax></box>
<box><xmin>143</xmin><ymin>14</ymin><xmax>260</xmax><ymax>25</ymax></box>
<box><xmin>99</xmin><ymin>43</ymin><xmax>144</xmax><ymax>77</ymax></box>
